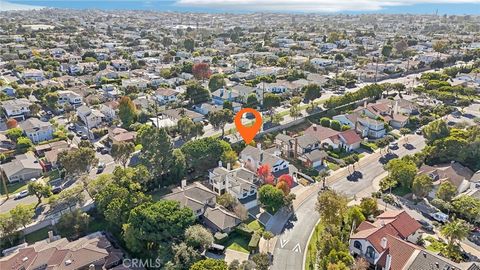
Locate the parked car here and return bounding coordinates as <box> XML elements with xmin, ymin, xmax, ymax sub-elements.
<box><xmin>68</xmin><ymin>124</ymin><xmax>76</xmax><ymax>131</ymax></box>
<box><xmin>389</xmin><ymin>142</ymin><xmax>399</xmax><ymax>150</ymax></box>
<box><xmin>417</xmin><ymin>219</ymin><xmax>434</xmax><ymax>232</ymax></box>
<box><xmin>15</xmin><ymin>190</ymin><xmax>29</xmax><ymax>200</ymax></box>
<box><xmin>101</xmin><ymin>148</ymin><xmax>109</xmax><ymax>155</ymax></box>
<box><xmin>97</xmin><ymin>162</ymin><xmax>105</xmax><ymax>174</ymax></box>
<box><xmin>81</xmin><ymin>135</ymin><xmax>89</xmax><ymax>140</ymax></box>
<box><xmin>431</xmin><ymin>212</ymin><xmax>449</xmax><ymax>223</ymax></box>
<box><xmin>415</xmin><ymin>129</ymin><xmax>423</xmax><ymax>135</ymax></box>
<box><xmin>51</xmin><ymin>185</ymin><xmax>63</xmax><ymax>194</ymax></box>
<box><xmin>76</xmin><ymin>130</ymin><xmax>83</xmax><ymax>136</ymax></box>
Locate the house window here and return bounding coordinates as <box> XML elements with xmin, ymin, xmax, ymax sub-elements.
<box><xmin>366</xmin><ymin>246</ymin><xmax>375</xmax><ymax>259</ymax></box>
<box><xmin>353</xmin><ymin>241</ymin><xmax>362</xmax><ymax>250</ymax></box>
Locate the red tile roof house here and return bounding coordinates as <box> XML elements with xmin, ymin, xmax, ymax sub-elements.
<box><xmin>349</xmin><ymin>210</ymin><xmax>477</xmax><ymax>270</ymax></box>
<box><xmin>304</xmin><ymin>124</ymin><xmax>362</xmax><ymax>152</ymax></box>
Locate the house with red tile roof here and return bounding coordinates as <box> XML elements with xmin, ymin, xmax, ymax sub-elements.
<box><xmin>349</xmin><ymin>210</ymin><xmax>477</xmax><ymax>270</ymax></box>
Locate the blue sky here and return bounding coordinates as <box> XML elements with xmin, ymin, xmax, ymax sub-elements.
<box><xmin>4</xmin><ymin>0</ymin><xmax>480</xmax><ymax>14</ymax></box>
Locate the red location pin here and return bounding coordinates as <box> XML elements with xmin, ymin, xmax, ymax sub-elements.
<box><xmin>235</xmin><ymin>108</ymin><xmax>262</xmax><ymax>144</ymax></box>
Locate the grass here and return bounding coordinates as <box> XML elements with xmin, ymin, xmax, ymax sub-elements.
<box><xmin>305</xmin><ymin>222</ymin><xmax>324</xmax><ymax>270</ymax></box>
<box><xmin>425</xmin><ymin>236</ymin><xmax>446</xmax><ymax>253</ymax></box>
<box><xmin>0</xmin><ymin>181</ymin><xmax>28</xmax><ymax>196</ymax></box>
<box><xmin>325</xmin><ymin>161</ymin><xmax>340</xmax><ymax>171</ymax></box>
<box><xmin>224</xmin><ymin>232</ymin><xmax>250</xmax><ymax>253</ymax></box>
<box><xmin>25</xmin><ymin>226</ymin><xmax>53</xmax><ymax>244</ymax></box>
<box><xmin>135</xmin><ymin>144</ymin><xmax>143</xmax><ymax>151</ymax></box>
<box><xmin>246</xmin><ymin>218</ymin><xmax>264</xmax><ymax>232</ymax></box>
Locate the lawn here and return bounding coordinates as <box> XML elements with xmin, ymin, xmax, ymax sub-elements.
<box><xmin>325</xmin><ymin>161</ymin><xmax>340</xmax><ymax>171</ymax></box>
<box><xmin>0</xmin><ymin>181</ymin><xmax>28</xmax><ymax>196</ymax></box>
<box><xmin>224</xmin><ymin>232</ymin><xmax>250</xmax><ymax>253</ymax></box>
<box><xmin>25</xmin><ymin>226</ymin><xmax>53</xmax><ymax>244</ymax></box>
<box><xmin>246</xmin><ymin>218</ymin><xmax>264</xmax><ymax>231</ymax></box>
<box><xmin>425</xmin><ymin>236</ymin><xmax>446</xmax><ymax>253</ymax></box>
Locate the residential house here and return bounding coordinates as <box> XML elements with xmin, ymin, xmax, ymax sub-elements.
<box><xmin>240</xmin><ymin>145</ymin><xmax>294</xmax><ymax>178</ymax></box>
<box><xmin>121</xmin><ymin>78</ymin><xmax>148</xmax><ymax>90</ymax></box>
<box><xmin>0</xmin><ymin>134</ymin><xmax>14</xmax><ymax>153</ymax></box>
<box><xmin>0</xmin><ymin>152</ymin><xmax>43</xmax><ymax>183</ymax></box>
<box><xmin>161</xmin><ymin>108</ymin><xmax>204</xmax><ymax>123</ymax></box>
<box><xmin>209</xmin><ymin>162</ymin><xmax>259</xmax><ymax>209</ymax></box>
<box><xmin>76</xmin><ymin>105</ymin><xmax>105</xmax><ymax>128</ymax></box>
<box><xmin>22</xmin><ymin>69</ymin><xmax>44</xmax><ymax>82</ymax></box>
<box><xmin>111</xmin><ymin>59</ymin><xmax>130</xmax><ymax>71</ymax></box>
<box><xmin>19</xmin><ymin>118</ymin><xmax>55</xmax><ymax>143</ymax></box>
<box><xmin>418</xmin><ymin>162</ymin><xmax>473</xmax><ymax>197</ymax></box>
<box><xmin>310</xmin><ymin>58</ymin><xmax>334</xmax><ymax>68</ymax></box>
<box><xmin>349</xmin><ymin>210</ymin><xmax>476</xmax><ymax>270</ymax></box>
<box><xmin>193</xmin><ymin>103</ymin><xmax>222</xmax><ymax>116</ymax></box>
<box><xmin>1</xmin><ymin>98</ymin><xmax>32</xmax><ymax>120</ymax></box>
<box><xmin>108</xmin><ymin>127</ymin><xmax>137</xmax><ymax>145</ymax></box>
<box><xmin>211</xmin><ymin>88</ymin><xmax>241</xmax><ymax>105</ymax></box>
<box><xmin>1</xmin><ymin>85</ymin><xmax>15</xmax><ymax>97</ymax></box>
<box><xmin>57</xmin><ymin>90</ymin><xmax>83</xmax><ymax>107</ymax></box>
<box><xmin>0</xmin><ymin>231</ymin><xmax>123</xmax><ymax>270</ymax></box>
<box><xmin>334</xmin><ymin>113</ymin><xmax>386</xmax><ymax>139</ymax></box>
<box><xmin>231</xmin><ymin>84</ymin><xmax>257</xmax><ymax>103</ymax></box>
<box><xmin>100</xmin><ymin>100</ymin><xmax>119</xmax><ymax>121</ymax></box>
<box><xmin>155</xmin><ymin>88</ymin><xmax>179</xmax><ymax>104</ymax></box>
<box><xmin>304</xmin><ymin>125</ymin><xmax>362</xmax><ymax>151</ymax></box>
<box><xmin>162</xmin><ymin>182</ymin><xmax>241</xmax><ymax>233</ymax></box>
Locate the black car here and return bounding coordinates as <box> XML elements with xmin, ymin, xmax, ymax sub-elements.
<box><xmin>51</xmin><ymin>186</ymin><xmax>63</xmax><ymax>194</ymax></box>
<box><xmin>81</xmin><ymin>135</ymin><xmax>89</xmax><ymax>140</ymax></box>
<box><xmin>417</xmin><ymin>219</ymin><xmax>434</xmax><ymax>232</ymax></box>
<box><xmin>68</xmin><ymin>124</ymin><xmax>76</xmax><ymax>131</ymax></box>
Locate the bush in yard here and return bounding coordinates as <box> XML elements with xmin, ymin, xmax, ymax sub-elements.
<box><xmin>234</xmin><ymin>223</ymin><xmax>254</xmax><ymax>237</ymax></box>
<box><xmin>320</xmin><ymin>117</ymin><xmax>331</xmax><ymax>127</ymax></box>
<box><xmin>277</xmin><ymin>174</ymin><xmax>294</xmax><ymax>188</ymax></box>
<box><xmin>214</xmin><ymin>232</ymin><xmax>228</xmax><ymax>244</ymax></box>
<box><xmin>248</xmin><ymin>231</ymin><xmax>261</xmax><ymax>251</ymax></box>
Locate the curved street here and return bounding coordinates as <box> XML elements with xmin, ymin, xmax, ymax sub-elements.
<box><xmin>271</xmin><ymin>134</ymin><xmax>426</xmax><ymax>270</ymax></box>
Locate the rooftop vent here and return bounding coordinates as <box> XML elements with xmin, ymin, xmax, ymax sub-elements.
<box><xmin>65</xmin><ymin>260</ymin><xmax>72</xmax><ymax>266</ymax></box>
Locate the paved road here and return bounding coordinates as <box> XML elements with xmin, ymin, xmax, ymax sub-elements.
<box><xmin>271</xmin><ymin>134</ymin><xmax>426</xmax><ymax>270</ymax></box>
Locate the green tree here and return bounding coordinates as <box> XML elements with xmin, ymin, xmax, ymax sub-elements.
<box><xmin>28</xmin><ymin>181</ymin><xmax>52</xmax><ymax>208</ymax></box>
<box><xmin>217</xmin><ymin>193</ymin><xmax>236</xmax><ymax>211</ymax></box>
<box><xmin>303</xmin><ymin>83</ymin><xmax>322</xmax><ymax>109</ymax></box>
<box><xmin>16</xmin><ymin>137</ymin><xmax>32</xmax><ymax>153</ymax></box>
<box><xmin>251</xmin><ymin>253</ymin><xmax>270</xmax><ymax>270</ymax></box>
<box><xmin>169</xmin><ymin>149</ymin><xmax>187</xmax><ymax>183</ymax></box>
<box><xmin>190</xmin><ymin>259</ymin><xmax>228</xmax><ymax>270</ymax></box>
<box><xmin>381</xmin><ymin>45</ymin><xmax>393</xmax><ymax>58</ymax></box>
<box><xmin>386</xmin><ymin>159</ymin><xmax>417</xmax><ymax>189</ymax></box>
<box><xmin>316</xmin><ymin>190</ymin><xmax>348</xmax><ymax>229</ymax></box>
<box><xmin>118</xmin><ymin>96</ymin><xmax>137</xmax><ymax>127</ymax></box>
<box><xmin>111</xmin><ymin>142</ymin><xmax>135</xmax><ymax>167</ymax></box>
<box><xmin>185</xmin><ymin>224</ymin><xmax>214</xmax><ymax>251</ymax></box>
<box><xmin>58</xmin><ymin>147</ymin><xmax>98</xmax><ymax>179</ymax></box>
<box><xmin>258</xmin><ymin>185</ymin><xmax>285</xmax><ymax>214</ymax></box>
<box><xmin>441</xmin><ymin>219</ymin><xmax>470</xmax><ymax>250</ymax></box>
<box><xmin>412</xmin><ymin>174</ymin><xmax>433</xmax><ymax>199</ymax></box>
<box><xmin>330</xmin><ymin>120</ymin><xmax>342</xmax><ymax>131</ymax></box>
<box><xmin>423</xmin><ymin>120</ymin><xmax>450</xmax><ymax>144</ymax></box>
<box><xmin>49</xmin><ymin>185</ymin><xmax>85</xmax><ymax>211</ymax></box>
<box><xmin>9</xmin><ymin>204</ymin><xmax>34</xmax><ymax>228</ymax></box>
<box><xmin>177</xmin><ymin>117</ymin><xmax>204</xmax><ymax>141</ymax></box>
<box><xmin>208</xmin><ymin>74</ymin><xmax>226</xmax><ymax>91</ymax></box>
<box><xmin>169</xmin><ymin>242</ymin><xmax>200</xmax><ymax>270</ymax></box>
<box><xmin>359</xmin><ymin>197</ymin><xmax>378</xmax><ymax>218</ymax></box>
<box><xmin>44</xmin><ymin>92</ymin><xmax>59</xmax><ymax>108</ymax></box>
<box><xmin>138</xmin><ymin>126</ymin><xmax>174</xmax><ymax>178</ymax></box>
<box><xmin>437</xmin><ymin>181</ymin><xmax>457</xmax><ymax>201</ymax></box>
<box><xmin>320</xmin><ymin>117</ymin><xmax>331</xmax><ymax>127</ymax></box>
<box><xmin>186</xmin><ymin>82</ymin><xmax>211</xmax><ymax>104</ymax></box>
<box><xmin>209</xmin><ymin>109</ymin><xmax>233</xmax><ymax>137</ymax></box>
<box><xmin>344</xmin><ymin>206</ymin><xmax>365</xmax><ymax>231</ymax></box>
<box><xmin>263</xmin><ymin>93</ymin><xmax>281</xmax><ymax>121</ymax></box>
<box><xmin>221</xmin><ymin>150</ymin><xmax>238</xmax><ymax>167</ymax></box>
<box><xmin>181</xmin><ymin>137</ymin><xmax>232</xmax><ymax>173</ymax></box>
<box><xmin>0</xmin><ymin>213</ymin><xmax>20</xmax><ymax>246</ymax></box>
<box><xmin>124</xmin><ymin>200</ymin><xmax>195</xmax><ymax>257</ymax></box>
<box><xmin>184</xmin><ymin>38</ymin><xmax>195</xmax><ymax>52</ymax></box>
<box><xmin>451</xmin><ymin>195</ymin><xmax>480</xmax><ymax>223</ymax></box>
<box><xmin>56</xmin><ymin>209</ymin><xmax>91</xmax><ymax>239</ymax></box>
<box><xmin>245</xmin><ymin>93</ymin><xmax>259</xmax><ymax>109</ymax></box>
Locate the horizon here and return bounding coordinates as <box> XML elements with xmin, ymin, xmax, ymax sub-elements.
<box><xmin>2</xmin><ymin>0</ymin><xmax>480</xmax><ymax>14</ymax></box>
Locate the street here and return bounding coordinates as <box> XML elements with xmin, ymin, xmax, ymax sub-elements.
<box><xmin>271</xmin><ymin>134</ymin><xmax>426</xmax><ymax>270</ymax></box>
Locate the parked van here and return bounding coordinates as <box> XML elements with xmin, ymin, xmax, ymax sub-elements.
<box><xmin>431</xmin><ymin>212</ymin><xmax>449</xmax><ymax>223</ymax></box>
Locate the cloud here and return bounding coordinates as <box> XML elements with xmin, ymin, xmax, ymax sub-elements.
<box><xmin>176</xmin><ymin>0</ymin><xmax>480</xmax><ymax>12</ymax></box>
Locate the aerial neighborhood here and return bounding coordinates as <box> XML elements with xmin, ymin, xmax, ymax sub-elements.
<box><xmin>0</xmin><ymin>8</ymin><xmax>480</xmax><ymax>270</ymax></box>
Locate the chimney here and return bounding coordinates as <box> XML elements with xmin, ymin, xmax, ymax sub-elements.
<box><xmin>257</xmin><ymin>143</ymin><xmax>262</xmax><ymax>150</ymax></box>
<box><xmin>294</xmin><ymin>138</ymin><xmax>298</xmax><ymax>159</ymax></box>
<box><xmin>89</xmin><ymin>264</ymin><xmax>95</xmax><ymax>270</ymax></box>
<box><xmin>380</xmin><ymin>237</ymin><xmax>388</xmax><ymax>249</ymax></box>
<box><xmin>218</xmin><ymin>160</ymin><xmax>223</xmax><ymax>168</ymax></box>
<box><xmin>181</xmin><ymin>179</ymin><xmax>187</xmax><ymax>189</ymax></box>
<box><xmin>313</xmin><ymin>124</ymin><xmax>317</xmax><ymax>131</ymax></box>
<box><xmin>394</xmin><ymin>100</ymin><xmax>399</xmax><ymax>115</ymax></box>
<box><xmin>48</xmin><ymin>230</ymin><xmax>54</xmax><ymax>242</ymax></box>
<box><xmin>385</xmin><ymin>254</ymin><xmax>392</xmax><ymax>270</ymax></box>
<box><xmin>364</xmin><ymin>100</ymin><xmax>367</xmax><ymax>108</ymax></box>
<box><xmin>227</xmin><ymin>163</ymin><xmax>231</xmax><ymax>171</ymax></box>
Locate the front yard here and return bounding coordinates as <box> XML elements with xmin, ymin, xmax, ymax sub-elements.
<box><xmin>224</xmin><ymin>232</ymin><xmax>251</xmax><ymax>253</ymax></box>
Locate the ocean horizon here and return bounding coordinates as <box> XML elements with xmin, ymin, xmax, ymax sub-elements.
<box><xmin>2</xmin><ymin>0</ymin><xmax>480</xmax><ymax>14</ymax></box>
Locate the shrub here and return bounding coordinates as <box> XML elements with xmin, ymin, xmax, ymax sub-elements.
<box><xmin>234</xmin><ymin>223</ymin><xmax>253</xmax><ymax>237</ymax></box>
<box><xmin>214</xmin><ymin>232</ymin><xmax>228</xmax><ymax>244</ymax></box>
<box><xmin>248</xmin><ymin>232</ymin><xmax>261</xmax><ymax>251</ymax></box>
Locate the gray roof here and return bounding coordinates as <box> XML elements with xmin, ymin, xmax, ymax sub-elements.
<box><xmin>1</xmin><ymin>98</ymin><xmax>32</xmax><ymax>112</ymax></box>
<box><xmin>0</xmin><ymin>152</ymin><xmax>42</xmax><ymax>178</ymax></box>
<box><xmin>406</xmin><ymin>249</ymin><xmax>463</xmax><ymax>270</ymax></box>
<box><xmin>162</xmin><ymin>183</ymin><xmax>216</xmax><ymax>212</ymax></box>
<box><xmin>302</xmin><ymin>149</ymin><xmax>328</xmax><ymax>162</ymax></box>
<box><xmin>162</xmin><ymin>108</ymin><xmax>203</xmax><ymax>120</ymax></box>
<box><xmin>203</xmin><ymin>207</ymin><xmax>241</xmax><ymax>231</ymax></box>
<box><xmin>241</xmin><ymin>145</ymin><xmax>283</xmax><ymax>167</ymax></box>
<box><xmin>19</xmin><ymin>118</ymin><xmax>53</xmax><ymax>133</ymax></box>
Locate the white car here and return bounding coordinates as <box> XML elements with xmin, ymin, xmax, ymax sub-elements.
<box><xmin>388</xmin><ymin>142</ymin><xmax>399</xmax><ymax>150</ymax></box>
<box><xmin>15</xmin><ymin>190</ymin><xmax>29</xmax><ymax>200</ymax></box>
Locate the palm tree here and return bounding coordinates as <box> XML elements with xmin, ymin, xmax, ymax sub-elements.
<box><xmin>262</xmin><ymin>231</ymin><xmax>274</xmax><ymax>253</ymax></box>
<box><xmin>441</xmin><ymin>219</ymin><xmax>470</xmax><ymax>249</ymax></box>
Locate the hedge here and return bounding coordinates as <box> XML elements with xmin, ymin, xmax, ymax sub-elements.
<box><xmin>248</xmin><ymin>232</ymin><xmax>261</xmax><ymax>251</ymax></box>
<box><xmin>234</xmin><ymin>223</ymin><xmax>254</xmax><ymax>237</ymax></box>
<box><xmin>214</xmin><ymin>232</ymin><xmax>228</xmax><ymax>244</ymax></box>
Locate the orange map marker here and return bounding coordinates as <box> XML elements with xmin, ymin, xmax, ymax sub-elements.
<box><xmin>235</xmin><ymin>108</ymin><xmax>262</xmax><ymax>144</ymax></box>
